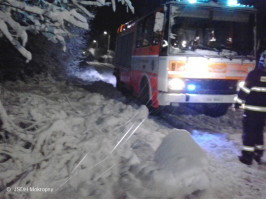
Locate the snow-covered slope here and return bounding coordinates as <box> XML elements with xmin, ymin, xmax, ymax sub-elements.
<box><xmin>0</xmin><ymin>74</ymin><xmax>209</xmax><ymax>198</ymax></box>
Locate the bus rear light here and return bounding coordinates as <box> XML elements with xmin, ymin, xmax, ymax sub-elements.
<box><xmin>168</xmin><ymin>78</ymin><xmax>185</xmax><ymax>90</ymax></box>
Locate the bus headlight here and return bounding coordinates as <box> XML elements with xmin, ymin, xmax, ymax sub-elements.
<box><xmin>168</xmin><ymin>78</ymin><xmax>185</xmax><ymax>90</ymax></box>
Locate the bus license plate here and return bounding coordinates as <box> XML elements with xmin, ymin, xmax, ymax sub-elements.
<box><xmin>206</xmin><ymin>97</ymin><xmax>223</xmax><ymax>102</ymax></box>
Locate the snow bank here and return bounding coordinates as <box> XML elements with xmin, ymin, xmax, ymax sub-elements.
<box><xmin>0</xmin><ymin>74</ymin><xmax>210</xmax><ymax>198</ymax></box>
<box><xmin>121</xmin><ymin>130</ymin><xmax>209</xmax><ymax>199</ymax></box>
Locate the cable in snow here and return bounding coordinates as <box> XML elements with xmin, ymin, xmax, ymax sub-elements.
<box><xmin>94</xmin><ymin>163</ymin><xmax>116</xmax><ymax>181</ymax></box>
<box><xmin>56</xmin><ymin>114</ymin><xmax>146</xmax><ymax>191</ymax></box>
<box><xmin>94</xmin><ymin>118</ymin><xmax>147</xmax><ymax>181</ymax></box>
<box><xmin>56</xmin><ymin>88</ymin><xmax>150</xmax><ymax>191</ymax></box>
<box><xmin>123</xmin><ymin>118</ymin><xmax>146</xmax><ymax>145</ymax></box>
<box><xmin>112</xmin><ymin>112</ymin><xmax>139</xmax><ymax>132</ymax></box>
<box><xmin>71</xmin><ymin>152</ymin><xmax>89</xmax><ymax>173</ymax></box>
<box><xmin>110</xmin><ymin>122</ymin><xmax>136</xmax><ymax>154</ymax></box>
<box><xmin>56</xmin><ymin>152</ymin><xmax>90</xmax><ymax>191</ymax></box>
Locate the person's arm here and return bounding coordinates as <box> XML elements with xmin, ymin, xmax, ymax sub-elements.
<box><xmin>234</xmin><ymin>72</ymin><xmax>254</xmax><ymax>109</ymax></box>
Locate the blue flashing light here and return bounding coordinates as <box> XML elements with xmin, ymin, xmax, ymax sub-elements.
<box><xmin>227</xmin><ymin>0</ymin><xmax>239</xmax><ymax>6</ymax></box>
<box><xmin>188</xmin><ymin>0</ymin><xmax>197</xmax><ymax>3</ymax></box>
<box><xmin>187</xmin><ymin>84</ymin><xmax>196</xmax><ymax>91</ymax></box>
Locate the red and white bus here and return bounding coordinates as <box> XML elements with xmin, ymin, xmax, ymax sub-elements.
<box><xmin>114</xmin><ymin>0</ymin><xmax>257</xmax><ymax>117</ymax></box>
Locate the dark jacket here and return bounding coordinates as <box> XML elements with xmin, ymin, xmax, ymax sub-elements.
<box><xmin>235</xmin><ymin>68</ymin><xmax>266</xmax><ymax>114</ymax></box>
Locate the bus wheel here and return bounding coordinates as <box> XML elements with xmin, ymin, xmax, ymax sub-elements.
<box><xmin>204</xmin><ymin>104</ymin><xmax>230</xmax><ymax>117</ymax></box>
<box><xmin>138</xmin><ymin>78</ymin><xmax>151</xmax><ymax>107</ymax></box>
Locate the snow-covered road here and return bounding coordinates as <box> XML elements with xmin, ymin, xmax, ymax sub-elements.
<box><xmin>0</xmin><ymin>62</ymin><xmax>265</xmax><ymax>199</ymax></box>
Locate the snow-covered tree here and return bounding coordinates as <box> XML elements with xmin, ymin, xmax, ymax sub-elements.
<box><xmin>0</xmin><ymin>0</ymin><xmax>134</xmax><ymax>62</ymax></box>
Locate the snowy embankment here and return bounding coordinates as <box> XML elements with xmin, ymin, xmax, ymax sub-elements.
<box><xmin>0</xmin><ymin>74</ymin><xmax>209</xmax><ymax>198</ymax></box>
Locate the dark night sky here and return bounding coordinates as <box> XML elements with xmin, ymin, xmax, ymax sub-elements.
<box><xmin>90</xmin><ymin>2</ymin><xmax>136</xmax><ymax>50</ymax></box>
<box><xmin>91</xmin><ymin>4</ymin><xmax>135</xmax><ymax>34</ymax></box>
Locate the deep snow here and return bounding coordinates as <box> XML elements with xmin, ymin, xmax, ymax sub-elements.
<box><xmin>0</xmin><ymin>63</ymin><xmax>265</xmax><ymax>199</ymax></box>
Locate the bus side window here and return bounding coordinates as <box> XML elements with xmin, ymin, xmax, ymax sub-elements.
<box><xmin>143</xmin><ymin>15</ymin><xmax>154</xmax><ymax>46</ymax></box>
<box><xmin>136</xmin><ymin>21</ymin><xmax>144</xmax><ymax>48</ymax></box>
<box><xmin>136</xmin><ymin>15</ymin><xmax>156</xmax><ymax>48</ymax></box>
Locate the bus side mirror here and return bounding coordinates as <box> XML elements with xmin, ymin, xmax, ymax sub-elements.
<box><xmin>154</xmin><ymin>12</ymin><xmax>164</xmax><ymax>33</ymax></box>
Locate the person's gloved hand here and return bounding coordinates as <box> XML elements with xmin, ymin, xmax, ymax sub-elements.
<box><xmin>232</xmin><ymin>103</ymin><xmax>240</xmax><ymax>111</ymax></box>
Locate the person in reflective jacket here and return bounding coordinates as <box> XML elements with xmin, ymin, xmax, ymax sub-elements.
<box><xmin>234</xmin><ymin>50</ymin><xmax>266</xmax><ymax>165</ymax></box>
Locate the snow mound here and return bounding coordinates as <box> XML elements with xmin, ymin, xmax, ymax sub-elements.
<box><xmin>122</xmin><ymin>130</ymin><xmax>210</xmax><ymax>199</ymax></box>
<box><xmin>154</xmin><ymin>130</ymin><xmax>209</xmax><ymax>198</ymax></box>
<box><xmin>155</xmin><ymin>130</ymin><xmax>208</xmax><ymax>172</ymax></box>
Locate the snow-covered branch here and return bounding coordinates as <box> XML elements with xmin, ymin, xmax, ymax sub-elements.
<box><xmin>0</xmin><ymin>0</ymin><xmax>134</xmax><ymax>62</ymax></box>
<box><xmin>0</xmin><ymin>19</ymin><xmax>32</xmax><ymax>62</ymax></box>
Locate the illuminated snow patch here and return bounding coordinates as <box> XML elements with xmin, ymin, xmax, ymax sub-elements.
<box><xmin>75</xmin><ymin>67</ymin><xmax>116</xmax><ymax>87</ymax></box>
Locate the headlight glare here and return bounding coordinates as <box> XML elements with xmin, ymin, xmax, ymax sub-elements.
<box><xmin>168</xmin><ymin>78</ymin><xmax>185</xmax><ymax>90</ymax></box>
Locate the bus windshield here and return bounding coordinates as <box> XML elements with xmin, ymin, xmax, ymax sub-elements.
<box><xmin>168</xmin><ymin>5</ymin><xmax>255</xmax><ymax>57</ymax></box>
